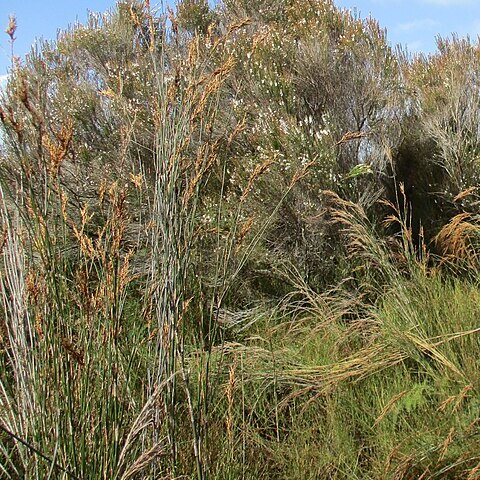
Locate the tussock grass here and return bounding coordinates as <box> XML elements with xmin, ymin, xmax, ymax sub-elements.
<box><xmin>205</xmin><ymin>261</ymin><xmax>480</xmax><ymax>478</ymax></box>
<box><xmin>1</xmin><ymin>1</ymin><xmax>480</xmax><ymax>479</ymax></box>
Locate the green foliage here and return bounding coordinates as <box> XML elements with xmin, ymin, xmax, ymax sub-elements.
<box><xmin>177</xmin><ymin>0</ymin><xmax>215</xmax><ymax>35</ymax></box>
<box><xmin>1</xmin><ymin>0</ymin><xmax>480</xmax><ymax>478</ymax></box>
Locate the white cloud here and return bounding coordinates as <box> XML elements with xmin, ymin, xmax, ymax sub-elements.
<box><xmin>0</xmin><ymin>75</ymin><xmax>8</xmax><ymax>86</ymax></box>
<box><xmin>395</xmin><ymin>18</ymin><xmax>440</xmax><ymax>32</ymax></box>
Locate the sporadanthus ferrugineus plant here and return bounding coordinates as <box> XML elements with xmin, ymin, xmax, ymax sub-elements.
<box><xmin>1</xmin><ymin>1</ymin><xmax>480</xmax><ymax>479</ymax></box>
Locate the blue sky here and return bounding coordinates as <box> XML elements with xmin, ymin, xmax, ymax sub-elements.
<box><xmin>0</xmin><ymin>0</ymin><xmax>479</xmax><ymax>79</ymax></box>
<box><xmin>0</xmin><ymin>0</ymin><xmax>118</xmax><ymax>77</ymax></box>
<box><xmin>335</xmin><ymin>0</ymin><xmax>480</xmax><ymax>54</ymax></box>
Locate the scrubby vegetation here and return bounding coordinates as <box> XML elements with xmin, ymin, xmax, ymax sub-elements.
<box><xmin>1</xmin><ymin>0</ymin><xmax>480</xmax><ymax>478</ymax></box>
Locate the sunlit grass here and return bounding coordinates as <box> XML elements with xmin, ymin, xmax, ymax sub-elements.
<box><xmin>0</xmin><ymin>0</ymin><xmax>480</xmax><ymax>479</ymax></box>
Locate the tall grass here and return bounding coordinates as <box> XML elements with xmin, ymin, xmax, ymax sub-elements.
<box><xmin>0</xmin><ymin>6</ymin><xmax>301</xmax><ymax>477</ymax></box>
<box><xmin>1</xmin><ymin>1</ymin><xmax>480</xmax><ymax>479</ymax></box>
<box><xmin>198</xmin><ymin>198</ymin><xmax>480</xmax><ymax>479</ymax></box>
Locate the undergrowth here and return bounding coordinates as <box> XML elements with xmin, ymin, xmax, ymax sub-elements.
<box><xmin>0</xmin><ymin>1</ymin><xmax>480</xmax><ymax>478</ymax></box>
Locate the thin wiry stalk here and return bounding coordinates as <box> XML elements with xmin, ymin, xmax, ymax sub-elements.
<box><xmin>147</xmin><ymin>25</ymin><xmax>205</xmax><ymax>477</ymax></box>
<box><xmin>0</xmin><ymin>186</ymin><xmax>37</xmax><ymax>474</ymax></box>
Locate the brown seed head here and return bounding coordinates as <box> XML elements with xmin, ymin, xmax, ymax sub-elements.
<box><xmin>6</xmin><ymin>15</ymin><xmax>16</xmax><ymax>41</ymax></box>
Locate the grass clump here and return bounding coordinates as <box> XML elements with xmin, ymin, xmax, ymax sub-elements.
<box><xmin>1</xmin><ymin>0</ymin><xmax>480</xmax><ymax>478</ymax></box>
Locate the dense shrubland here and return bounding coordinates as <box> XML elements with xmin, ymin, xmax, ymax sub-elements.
<box><xmin>1</xmin><ymin>0</ymin><xmax>480</xmax><ymax>478</ymax></box>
